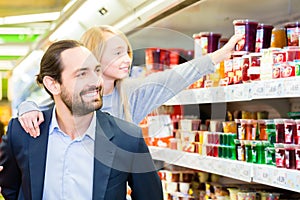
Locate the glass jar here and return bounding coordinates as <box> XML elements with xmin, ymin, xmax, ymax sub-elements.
<box><xmin>235</xmin><ymin>139</ymin><xmax>245</xmax><ymax>161</ymax></box>
<box><xmin>242</xmin><ymin>54</ymin><xmax>251</xmax><ymax>83</ymax></box>
<box><xmin>233</xmin><ymin>19</ymin><xmax>259</xmax><ymax>52</ymax></box>
<box><xmin>271</xmin><ymin>27</ymin><xmax>287</xmax><ymax>48</ymax></box>
<box><xmin>255</xmin><ymin>24</ymin><xmax>274</xmax><ymax>52</ymax></box>
<box><xmin>248</xmin><ymin>52</ymin><xmax>262</xmax><ymax>81</ymax></box>
<box><xmin>284</xmin><ymin>21</ymin><xmax>300</xmax><ymax>46</ymax></box>
<box><xmin>284</xmin><ymin>119</ymin><xmax>296</xmax><ymax>144</ymax></box>
<box><xmin>274</xmin><ymin>143</ymin><xmax>285</xmax><ymax>168</ymax></box>
<box><xmin>199</xmin><ymin>32</ymin><xmax>222</xmax><ymax>54</ymax></box>
<box><xmin>284</xmin><ymin>144</ymin><xmax>296</xmax><ymax>169</ymax></box>
<box><xmin>265</xmin><ymin>119</ymin><xmax>276</xmax><ymax>145</ymax></box>
<box><xmin>244</xmin><ymin>140</ymin><xmax>253</xmax><ymax>163</ymax></box>
<box><xmin>257</xmin><ymin>119</ymin><xmax>267</xmax><ymax>140</ymax></box>
<box><xmin>265</xmin><ymin>147</ymin><xmax>276</xmax><ymax>166</ymax></box>
<box><xmin>274</xmin><ymin>119</ymin><xmax>285</xmax><ymax>143</ymax></box>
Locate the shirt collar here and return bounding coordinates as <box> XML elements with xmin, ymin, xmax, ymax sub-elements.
<box><xmin>49</xmin><ymin>106</ymin><xmax>96</xmax><ymax>141</ymax></box>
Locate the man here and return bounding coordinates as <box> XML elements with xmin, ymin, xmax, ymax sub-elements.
<box><xmin>0</xmin><ymin>40</ymin><xmax>163</xmax><ymax>200</ymax></box>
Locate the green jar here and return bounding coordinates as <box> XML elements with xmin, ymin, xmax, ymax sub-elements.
<box><xmin>229</xmin><ymin>146</ymin><xmax>236</xmax><ymax>160</ymax></box>
<box><xmin>255</xmin><ymin>141</ymin><xmax>269</xmax><ymax>164</ymax></box>
<box><xmin>265</xmin><ymin>119</ymin><xmax>276</xmax><ymax>146</ymax></box>
<box><xmin>265</xmin><ymin>147</ymin><xmax>276</xmax><ymax>166</ymax></box>
<box><xmin>244</xmin><ymin>140</ymin><xmax>252</xmax><ymax>163</ymax></box>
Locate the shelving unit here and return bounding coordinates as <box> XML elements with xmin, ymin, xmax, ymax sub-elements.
<box><xmin>150</xmin><ymin>76</ymin><xmax>300</xmax><ymax>193</ymax></box>
<box><xmin>150</xmin><ymin>146</ymin><xmax>253</xmax><ymax>182</ymax></box>
<box><xmin>149</xmin><ymin>146</ymin><xmax>300</xmax><ymax>193</ymax></box>
<box><xmin>164</xmin><ymin>76</ymin><xmax>300</xmax><ymax>105</ymax></box>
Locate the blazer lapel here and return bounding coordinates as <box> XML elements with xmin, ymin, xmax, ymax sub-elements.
<box><xmin>28</xmin><ymin>109</ymin><xmax>53</xmax><ymax>200</ymax></box>
<box><xmin>92</xmin><ymin>111</ymin><xmax>116</xmax><ymax>200</ymax></box>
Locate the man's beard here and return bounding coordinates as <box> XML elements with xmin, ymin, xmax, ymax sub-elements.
<box><xmin>60</xmin><ymin>85</ymin><xmax>103</xmax><ymax>116</ymax></box>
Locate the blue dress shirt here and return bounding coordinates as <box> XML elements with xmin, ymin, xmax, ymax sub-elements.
<box><xmin>42</xmin><ymin>108</ymin><xmax>96</xmax><ymax>199</ymax></box>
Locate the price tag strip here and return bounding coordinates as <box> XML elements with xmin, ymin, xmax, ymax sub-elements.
<box><xmin>253</xmin><ymin>164</ymin><xmax>300</xmax><ymax>192</ymax></box>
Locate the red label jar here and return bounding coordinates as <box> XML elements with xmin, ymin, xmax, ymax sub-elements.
<box><xmin>248</xmin><ymin>52</ymin><xmax>262</xmax><ymax>81</ymax></box>
<box><xmin>274</xmin><ymin>119</ymin><xmax>285</xmax><ymax>143</ymax></box>
<box><xmin>233</xmin><ymin>19</ymin><xmax>258</xmax><ymax>52</ymax></box>
<box><xmin>284</xmin><ymin>21</ymin><xmax>300</xmax><ymax>46</ymax></box>
<box><xmin>274</xmin><ymin>143</ymin><xmax>285</xmax><ymax>168</ymax></box>
<box><xmin>232</xmin><ymin>51</ymin><xmax>248</xmax><ymax>84</ymax></box>
<box><xmin>199</xmin><ymin>32</ymin><xmax>222</xmax><ymax>54</ymax></box>
<box><xmin>284</xmin><ymin>144</ymin><xmax>296</xmax><ymax>169</ymax></box>
<box><xmin>241</xmin><ymin>54</ymin><xmax>250</xmax><ymax>82</ymax></box>
<box><xmin>256</xmin><ymin>24</ymin><xmax>274</xmax><ymax>52</ymax></box>
<box><xmin>284</xmin><ymin>119</ymin><xmax>296</xmax><ymax>144</ymax></box>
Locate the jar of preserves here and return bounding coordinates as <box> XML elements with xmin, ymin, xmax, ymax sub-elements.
<box><xmin>256</xmin><ymin>24</ymin><xmax>274</xmax><ymax>52</ymax></box>
<box><xmin>199</xmin><ymin>32</ymin><xmax>222</xmax><ymax>54</ymax></box>
<box><xmin>274</xmin><ymin>119</ymin><xmax>285</xmax><ymax>143</ymax></box>
<box><xmin>284</xmin><ymin>144</ymin><xmax>296</xmax><ymax>169</ymax></box>
<box><xmin>284</xmin><ymin>119</ymin><xmax>296</xmax><ymax>144</ymax></box>
<box><xmin>284</xmin><ymin>21</ymin><xmax>300</xmax><ymax>46</ymax></box>
<box><xmin>271</xmin><ymin>27</ymin><xmax>287</xmax><ymax>48</ymax></box>
<box><xmin>265</xmin><ymin>119</ymin><xmax>276</xmax><ymax>145</ymax></box>
<box><xmin>274</xmin><ymin>143</ymin><xmax>285</xmax><ymax>168</ymax></box>
<box><xmin>248</xmin><ymin>52</ymin><xmax>262</xmax><ymax>81</ymax></box>
<box><xmin>233</xmin><ymin>19</ymin><xmax>258</xmax><ymax>52</ymax></box>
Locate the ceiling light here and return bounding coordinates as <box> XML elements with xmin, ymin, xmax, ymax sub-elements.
<box><xmin>0</xmin><ymin>27</ymin><xmax>46</xmax><ymax>35</ymax></box>
<box><xmin>99</xmin><ymin>7</ymin><xmax>108</xmax><ymax>15</ymax></box>
<box><xmin>0</xmin><ymin>12</ymin><xmax>60</xmax><ymax>25</ymax></box>
<box><xmin>0</xmin><ymin>45</ymin><xmax>29</xmax><ymax>56</ymax></box>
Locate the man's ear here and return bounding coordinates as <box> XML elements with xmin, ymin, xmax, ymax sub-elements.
<box><xmin>43</xmin><ymin>76</ymin><xmax>60</xmax><ymax>95</ymax></box>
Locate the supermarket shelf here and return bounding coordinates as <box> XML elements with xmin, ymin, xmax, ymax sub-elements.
<box><xmin>150</xmin><ymin>146</ymin><xmax>300</xmax><ymax>193</ymax></box>
<box><xmin>164</xmin><ymin>77</ymin><xmax>300</xmax><ymax>105</ymax></box>
<box><xmin>149</xmin><ymin>146</ymin><xmax>253</xmax><ymax>182</ymax></box>
<box><xmin>252</xmin><ymin>164</ymin><xmax>300</xmax><ymax>193</ymax></box>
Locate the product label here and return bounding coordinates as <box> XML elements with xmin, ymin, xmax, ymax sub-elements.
<box><xmin>248</xmin><ymin>67</ymin><xmax>260</xmax><ymax>75</ymax></box>
<box><xmin>200</xmin><ymin>37</ymin><xmax>208</xmax><ymax>55</ymax></box>
<box><xmin>256</xmin><ymin>29</ymin><xmax>263</xmax><ymax>52</ymax></box>
<box><xmin>235</xmin><ymin>25</ymin><xmax>245</xmax><ymax>51</ymax></box>
<box><xmin>275</xmin><ymin>150</ymin><xmax>285</xmax><ymax>167</ymax></box>
<box><xmin>286</xmin><ymin>27</ymin><xmax>300</xmax><ymax>46</ymax></box>
<box><xmin>237</xmin><ymin>146</ymin><xmax>244</xmax><ymax>161</ymax></box>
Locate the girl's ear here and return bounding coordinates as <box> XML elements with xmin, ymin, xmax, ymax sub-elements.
<box><xmin>43</xmin><ymin>76</ymin><xmax>60</xmax><ymax>95</ymax></box>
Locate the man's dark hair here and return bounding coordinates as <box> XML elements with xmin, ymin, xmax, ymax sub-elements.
<box><xmin>36</xmin><ymin>40</ymin><xmax>83</xmax><ymax>99</ymax></box>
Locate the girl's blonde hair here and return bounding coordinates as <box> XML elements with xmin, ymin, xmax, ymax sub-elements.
<box><xmin>80</xmin><ymin>25</ymin><xmax>133</xmax><ymax>122</ymax></box>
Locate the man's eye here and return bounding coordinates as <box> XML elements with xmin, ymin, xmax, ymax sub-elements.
<box><xmin>76</xmin><ymin>72</ymin><xmax>86</xmax><ymax>77</ymax></box>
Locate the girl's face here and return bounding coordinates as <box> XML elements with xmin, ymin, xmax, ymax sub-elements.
<box><xmin>100</xmin><ymin>32</ymin><xmax>131</xmax><ymax>81</ymax></box>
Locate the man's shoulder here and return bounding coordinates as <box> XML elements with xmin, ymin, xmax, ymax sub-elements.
<box><xmin>96</xmin><ymin>110</ymin><xmax>141</xmax><ymax>137</ymax></box>
<box><xmin>101</xmin><ymin>111</ymin><xmax>139</xmax><ymax>128</ymax></box>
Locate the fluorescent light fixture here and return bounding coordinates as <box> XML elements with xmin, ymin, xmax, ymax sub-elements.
<box><xmin>0</xmin><ymin>45</ymin><xmax>29</xmax><ymax>56</ymax></box>
<box><xmin>0</xmin><ymin>27</ymin><xmax>46</xmax><ymax>35</ymax></box>
<box><xmin>0</xmin><ymin>12</ymin><xmax>60</xmax><ymax>25</ymax></box>
<box><xmin>0</xmin><ymin>60</ymin><xmax>14</xmax><ymax>70</ymax></box>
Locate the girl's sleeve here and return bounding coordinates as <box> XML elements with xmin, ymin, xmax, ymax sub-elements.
<box><xmin>127</xmin><ymin>54</ymin><xmax>215</xmax><ymax>124</ymax></box>
<box><xmin>17</xmin><ymin>101</ymin><xmax>40</xmax><ymax>116</ymax></box>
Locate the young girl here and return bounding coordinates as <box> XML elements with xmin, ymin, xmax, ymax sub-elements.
<box><xmin>18</xmin><ymin>25</ymin><xmax>242</xmax><ymax>137</ymax></box>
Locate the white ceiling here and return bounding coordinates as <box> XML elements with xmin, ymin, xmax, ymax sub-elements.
<box><xmin>128</xmin><ymin>0</ymin><xmax>300</xmax><ymax>50</ymax></box>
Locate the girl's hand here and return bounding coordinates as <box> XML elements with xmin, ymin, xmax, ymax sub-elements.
<box><xmin>210</xmin><ymin>34</ymin><xmax>244</xmax><ymax>64</ymax></box>
<box><xmin>18</xmin><ymin>111</ymin><xmax>44</xmax><ymax>138</ymax></box>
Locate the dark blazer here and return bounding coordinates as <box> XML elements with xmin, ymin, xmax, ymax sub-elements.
<box><xmin>0</xmin><ymin>108</ymin><xmax>163</xmax><ymax>200</ymax></box>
